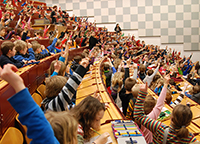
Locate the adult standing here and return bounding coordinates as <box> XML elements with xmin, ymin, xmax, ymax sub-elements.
<box><xmin>114</xmin><ymin>24</ymin><xmax>122</xmax><ymax>34</ymax></box>
<box><xmin>89</xmin><ymin>31</ymin><xmax>98</xmax><ymax>50</ymax></box>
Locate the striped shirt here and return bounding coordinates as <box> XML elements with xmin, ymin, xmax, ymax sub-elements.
<box><xmin>45</xmin><ymin>65</ymin><xmax>87</xmax><ymax>111</ymax></box>
<box><xmin>134</xmin><ymin>90</ymin><xmax>197</xmax><ymax>144</ymax></box>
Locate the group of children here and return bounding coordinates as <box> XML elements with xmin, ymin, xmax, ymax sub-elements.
<box><xmin>0</xmin><ymin>1</ymin><xmax>200</xmax><ymax>144</ymax></box>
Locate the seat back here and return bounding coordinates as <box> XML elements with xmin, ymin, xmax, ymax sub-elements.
<box><xmin>0</xmin><ymin>127</ymin><xmax>23</xmax><ymax>144</ymax></box>
<box><xmin>16</xmin><ymin>114</ymin><xmax>32</xmax><ymax>144</ymax></box>
<box><xmin>32</xmin><ymin>93</ymin><xmax>43</xmax><ymax>107</ymax></box>
<box><xmin>37</xmin><ymin>84</ymin><xmax>46</xmax><ymax>100</ymax></box>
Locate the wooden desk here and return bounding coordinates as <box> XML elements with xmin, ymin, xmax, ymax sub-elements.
<box><xmin>92</xmin><ymin>123</ymin><xmax>117</xmax><ymax>144</ymax></box>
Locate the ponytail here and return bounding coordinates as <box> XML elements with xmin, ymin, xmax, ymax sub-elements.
<box><xmin>171</xmin><ymin>104</ymin><xmax>192</xmax><ymax>138</ymax></box>
<box><xmin>176</xmin><ymin>126</ymin><xmax>189</xmax><ymax>138</ymax></box>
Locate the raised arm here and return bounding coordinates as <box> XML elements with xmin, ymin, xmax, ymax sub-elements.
<box><xmin>0</xmin><ymin>64</ymin><xmax>59</xmax><ymax>144</ymax></box>
<box><xmin>134</xmin><ymin>83</ymin><xmax>165</xmax><ymax>134</ymax></box>
<box><xmin>148</xmin><ymin>75</ymin><xmax>170</xmax><ymax>119</ymax></box>
<box><xmin>46</xmin><ymin>58</ymin><xmax>89</xmax><ymax>111</ymax></box>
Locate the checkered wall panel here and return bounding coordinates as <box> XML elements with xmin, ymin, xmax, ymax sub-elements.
<box><xmin>39</xmin><ymin>0</ymin><xmax>200</xmax><ymax>50</ymax></box>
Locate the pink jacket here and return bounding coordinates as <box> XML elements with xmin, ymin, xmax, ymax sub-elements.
<box><xmin>141</xmin><ymin>87</ymin><xmax>167</xmax><ymax>143</ymax></box>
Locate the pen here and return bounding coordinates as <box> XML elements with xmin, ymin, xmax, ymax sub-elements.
<box><xmin>90</xmin><ymin>127</ymin><xmax>101</xmax><ymax>135</ymax></box>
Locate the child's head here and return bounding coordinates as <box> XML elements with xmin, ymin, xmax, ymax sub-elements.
<box><xmin>48</xmin><ymin>60</ymin><xmax>66</xmax><ymax>76</ymax></box>
<box><xmin>32</xmin><ymin>41</ymin><xmax>41</xmax><ymax>53</ymax></box>
<box><xmin>103</xmin><ymin>62</ymin><xmax>110</xmax><ymax>71</ymax></box>
<box><xmin>131</xmin><ymin>84</ymin><xmax>140</xmax><ymax>98</ymax></box>
<box><xmin>125</xmin><ymin>78</ymin><xmax>136</xmax><ymax>92</ymax></box>
<box><xmin>14</xmin><ymin>40</ymin><xmax>27</xmax><ymax>55</ymax></box>
<box><xmin>165</xmin><ymin>90</ymin><xmax>172</xmax><ymax>105</ymax></box>
<box><xmin>1</xmin><ymin>41</ymin><xmax>15</xmax><ymax>57</ymax></box>
<box><xmin>74</xmin><ymin>55</ymin><xmax>82</xmax><ymax>64</ymax></box>
<box><xmin>70</xmin><ymin>96</ymin><xmax>105</xmax><ymax>140</ymax></box>
<box><xmin>45</xmin><ymin>76</ymin><xmax>68</xmax><ymax>98</ymax></box>
<box><xmin>112</xmin><ymin>72</ymin><xmax>124</xmax><ymax>92</ymax></box>
<box><xmin>144</xmin><ymin>95</ymin><xmax>156</xmax><ymax>115</ymax></box>
<box><xmin>190</xmin><ymin>85</ymin><xmax>200</xmax><ymax>95</ymax></box>
<box><xmin>45</xmin><ymin>111</ymin><xmax>78</xmax><ymax>144</ymax></box>
<box><xmin>139</xmin><ymin>64</ymin><xmax>146</xmax><ymax>73</ymax></box>
<box><xmin>171</xmin><ymin>104</ymin><xmax>192</xmax><ymax>138</ymax></box>
<box><xmin>152</xmin><ymin>74</ymin><xmax>160</xmax><ymax>83</ymax></box>
<box><xmin>147</xmin><ymin>69</ymin><xmax>154</xmax><ymax>76</ymax></box>
<box><xmin>0</xmin><ymin>27</ymin><xmax>6</xmax><ymax>37</ymax></box>
<box><xmin>113</xmin><ymin>58</ymin><xmax>121</xmax><ymax>70</ymax></box>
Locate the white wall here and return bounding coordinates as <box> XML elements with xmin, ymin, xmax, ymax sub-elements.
<box><xmin>96</xmin><ymin>23</ymin><xmax>116</xmax><ymax>32</ymax></box>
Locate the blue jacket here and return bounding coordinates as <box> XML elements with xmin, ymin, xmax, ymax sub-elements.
<box><xmin>8</xmin><ymin>88</ymin><xmax>59</xmax><ymax>144</ymax></box>
<box><xmin>40</xmin><ymin>49</ymin><xmax>49</xmax><ymax>55</ymax></box>
<box><xmin>0</xmin><ymin>54</ymin><xmax>24</xmax><ymax>68</ymax></box>
<box><xmin>14</xmin><ymin>48</ymin><xmax>35</xmax><ymax>61</ymax></box>
<box><xmin>47</xmin><ymin>38</ymin><xmax>61</xmax><ymax>54</ymax></box>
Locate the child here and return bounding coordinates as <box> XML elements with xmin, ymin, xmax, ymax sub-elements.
<box><xmin>0</xmin><ymin>27</ymin><xmax>6</xmax><ymax>40</ymax></box>
<box><xmin>139</xmin><ymin>75</ymin><xmax>170</xmax><ymax>143</ymax></box>
<box><xmin>69</xmin><ymin>96</ymin><xmax>110</xmax><ymax>144</ymax></box>
<box><xmin>0</xmin><ymin>64</ymin><xmax>78</xmax><ymax>144</ymax></box>
<box><xmin>13</xmin><ymin>40</ymin><xmax>35</xmax><ymax>62</ymax></box>
<box><xmin>45</xmin><ymin>58</ymin><xmax>89</xmax><ymax>112</ymax></box>
<box><xmin>70</xmin><ymin>55</ymin><xmax>82</xmax><ymax>72</ymax></box>
<box><xmin>0</xmin><ymin>41</ymin><xmax>24</xmax><ymax>68</ymax></box>
<box><xmin>111</xmin><ymin>72</ymin><xmax>124</xmax><ymax>101</ymax></box>
<box><xmin>143</xmin><ymin>63</ymin><xmax>160</xmax><ymax>86</ymax></box>
<box><xmin>126</xmin><ymin>84</ymin><xmax>140</xmax><ymax>119</ymax></box>
<box><xmin>42</xmin><ymin>75</ymin><xmax>71</xmax><ymax>110</ymax></box>
<box><xmin>32</xmin><ymin>42</ymin><xmax>50</xmax><ymax>61</ymax></box>
<box><xmin>103</xmin><ymin>58</ymin><xmax>117</xmax><ymax>88</ymax></box>
<box><xmin>134</xmin><ymin>82</ymin><xmax>197</xmax><ymax>143</ymax></box>
<box><xmin>138</xmin><ymin>64</ymin><xmax>146</xmax><ymax>80</ymax></box>
<box><xmin>119</xmin><ymin>77</ymin><xmax>136</xmax><ymax>115</ymax></box>
<box><xmin>47</xmin><ymin>30</ymin><xmax>62</xmax><ymax>54</ymax></box>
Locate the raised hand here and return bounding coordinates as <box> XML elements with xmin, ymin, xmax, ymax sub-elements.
<box><xmin>54</xmin><ymin>60</ymin><xmax>61</xmax><ymax>73</ymax></box>
<box><xmin>94</xmin><ymin>90</ymin><xmax>101</xmax><ymax>101</ymax></box>
<box><xmin>80</xmin><ymin>58</ymin><xmax>89</xmax><ymax>68</ymax></box>
<box><xmin>0</xmin><ymin>64</ymin><xmax>25</xmax><ymax>93</ymax></box>
<box><xmin>140</xmin><ymin>82</ymin><xmax>148</xmax><ymax>93</ymax></box>
<box><xmin>126</xmin><ymin>57</ymin><xmax>131</xmax><ymax>66</ymax></box>
<box><xmin>164</xmin><ymin>74</ymin><xmax>170</xmax><ymax>84</ymax></box>
<box><xmin>133</xmin><ymin>63</ymin><xmax>137</xmax><ymax>69</ymax></box>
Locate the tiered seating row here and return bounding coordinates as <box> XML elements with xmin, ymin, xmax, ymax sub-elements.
<box><xmin>76</xmin><ymin>57</ymin><xmax>124</xmax><ymax>126</ymax></box>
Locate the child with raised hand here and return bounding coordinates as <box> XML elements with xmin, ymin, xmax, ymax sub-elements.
<box><xmin>13</xmin><ymin>40</ymin><xmax>36</xmax><ymax>63</ymax></box>
<box><xmin>45</xmin><ymin>58</ymin><xmax>89</xmax><ymax>112</ymax></box>
<box><xmin>140</xmin><ymin>74</ymin><xmax>170</xmax><ymax>143</ymax></box>
<box><xmin>134</xmin><ymin>82</ymin><xmax>197</xmax><ymax>143</ymax></box>
<box><xmin>0</xmin><ymin>64</ymin><xmax>78</xmax><ymax>144</ymax></box>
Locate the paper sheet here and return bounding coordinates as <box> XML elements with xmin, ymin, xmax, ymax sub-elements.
<box><xmin>84</xmin><ymin>135</ymin><xmax>113</xmax><ymax>144</ymax></box>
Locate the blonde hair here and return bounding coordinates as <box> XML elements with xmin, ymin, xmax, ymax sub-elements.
<box><xmin>45</xmin><ymin>111</ymin><xmax>78</xmax><ymax>144</ymax></box>
<box><xmin>14</xmin><ymin>40</ymin><xmax>27</xmax><ymax>52</ymax></box>
<box><xmin>113</xmin><ymin>58</ymin><xmax>121</xmax><ymax>70</ymax></box>
<box><xmin>56</xmin><ymin>39</ymin><xmax>61</xmax><ymax>46</ymax></box>
<box><xmin>111</xmin><ymin>72</ymin><xmax>124</xmax><ymax>92</ymax></box>
<box><xmin>131</xmin><ymin>84</ymin><xmax>140</xmax><ymax>98</ymax></box>
<box><xmin>45</xmin><ymin>76</ymin><xmax>68</xmax><ymax>98</ymax></box>
<box><xmin>32</xmin><ymin>41</ymin><xmax>41</xmax><ymax>52</ymax></box>
<box><xmin>48</xmin><ymin>60</ymin><xmax>66</xmax><ymax>76</ymax></box>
